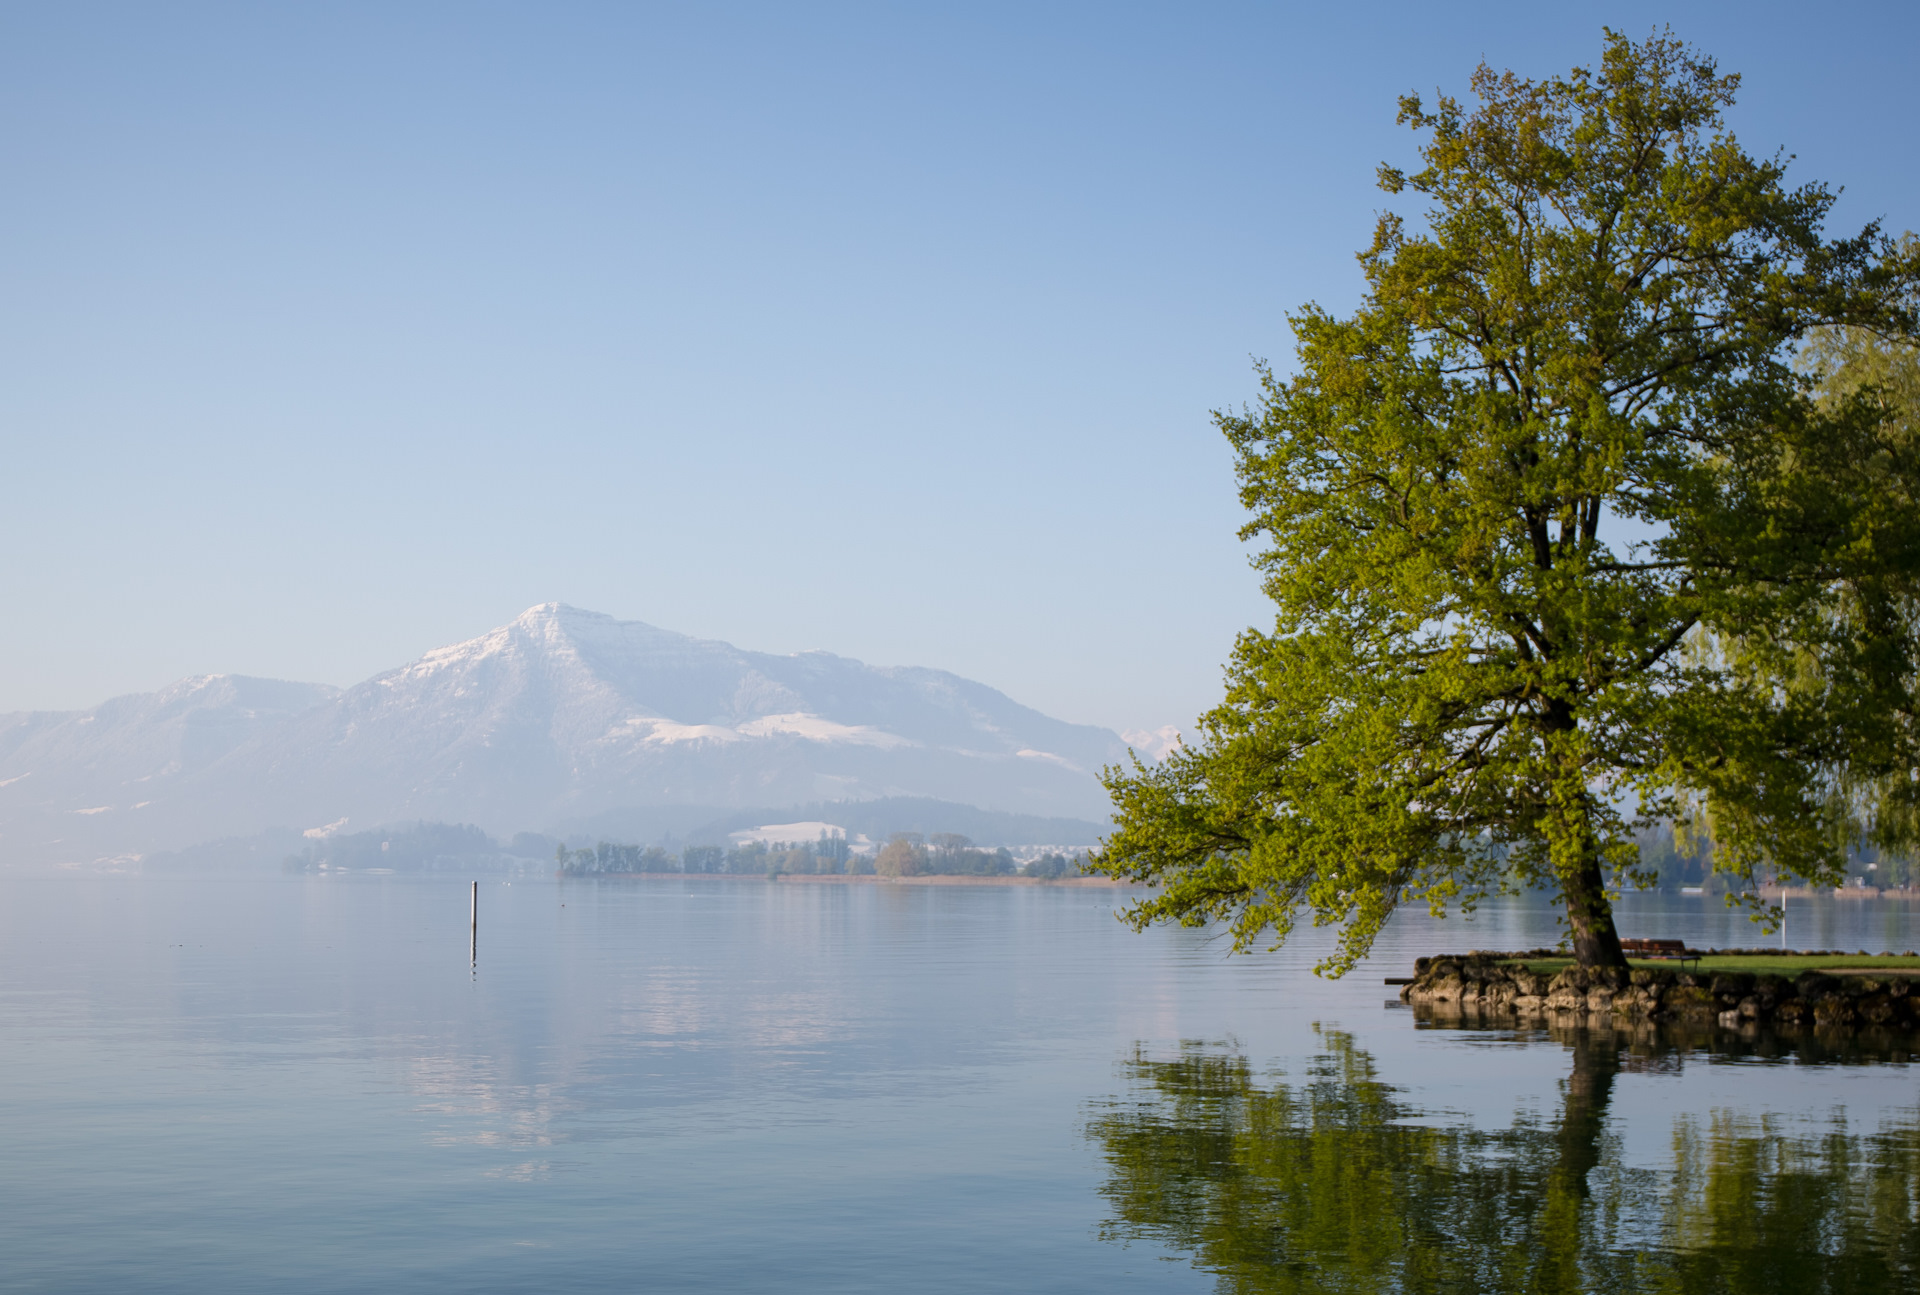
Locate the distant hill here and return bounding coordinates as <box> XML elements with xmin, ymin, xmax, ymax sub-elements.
<box><xmin>145</xmin><ymin>821</ymin><xmax>559</xmax><ymax>875</ymax></box>
<box><xmin>0</xmin><ymin>675</ymin><xmax>343</xmax><ymax>870</ymax></box>
<box><xmin>0</xmin><ymin>604</ymin><xmax>1130</xmax><ymax>870</ymax></box>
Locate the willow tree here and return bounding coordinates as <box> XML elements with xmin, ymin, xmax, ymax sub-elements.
<box><xmin>1089</xmin><ymin>32</ymin><xmax>1920</xmax><ymax>970</ymax></box>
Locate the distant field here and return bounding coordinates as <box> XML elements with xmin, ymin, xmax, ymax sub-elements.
<box><xmin>1502</xmin><ymin>954</ymin><xmax>1920</xmax><ymax>977</ymax></box>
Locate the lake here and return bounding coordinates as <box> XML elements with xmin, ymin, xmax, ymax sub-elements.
<box><xmin>0</xmin><ymin>876</ymin><xmax>1914</xmax><ymax>1293</ymax></box>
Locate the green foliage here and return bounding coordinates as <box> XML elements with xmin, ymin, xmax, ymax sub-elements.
<box><xmin>560</xmin><ymin>830</ymin><xmax>859</xmax><ymax>875</ymax></box>
<box><xmin>871</xmin><ymin>832</ymin><xmax>1017</xmax><ymax>876</ymax></box>
<box><xmin>559</xmin><ymin>841</ymin><xmax>676</xmax><ymax>874</ymax></box>
<box><xmin>875</xmin><ymin>833</ymin><xmax>927</xmax><ymax>877</ymax></box>
<box><xmin>1791</xmin><ymin>284</ymin><xmax>1920</xmax><ymax>869</ymax></box>
<box><xmin>1635</xmin><ymin>826</ymin><xmax>1713</xmax><ymax>891</ymax></box>
<box><xmin>756</xmin><ymin>831</ymin><xmax>857</xmax><ymax>876</ymax></box>
<box><xmin>928</xmin><ymin>833</ymin><xmax>1016</xmax><ymax>876</ymax></box>
<box><xmin>770</xmin><ymin>831</ymin><xmax>856</xmax><ymax>874</ymax></box>
<box><xmin>680</xmin><ymin>843</ymin><xmax>725</xmax><ymax>874</ymax></box>
<box><xmin>1089</xmin><ymin>31</ymin><xmax>1920</xmax><ymax>971</ymax></box>
<box><xmin>1088</xmin><ymin>1033</ymin><xmax>1920</xmax><ymax>1293</ymax></box>
<box><xmin>1023</xmin><ymin>851</ymin><xmax>1083</xmax><ymax>879</ymax></box>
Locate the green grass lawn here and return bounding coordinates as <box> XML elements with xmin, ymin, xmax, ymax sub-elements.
<box><xmin>1497</xmin><ymin>954</ymin><xmax>1920</xmax><ymax>977</ymax></box>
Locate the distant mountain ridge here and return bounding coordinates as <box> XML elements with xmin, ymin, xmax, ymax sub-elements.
<box><xmin>0</xmin><ymin>604</ymin><xmax>1128</xmax><ymax>869</ymax></box>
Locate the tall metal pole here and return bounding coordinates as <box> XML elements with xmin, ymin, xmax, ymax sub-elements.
<box><xmin>470</xmin><ymin>881</ymin><xmax>478</xmax><ymax>965</ymax></box>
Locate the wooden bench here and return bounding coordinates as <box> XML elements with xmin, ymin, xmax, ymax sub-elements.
<box><xmin>1620</xmin><ymin>938</ymin><xmax>1700</xmax><ymax>969</ymax></box>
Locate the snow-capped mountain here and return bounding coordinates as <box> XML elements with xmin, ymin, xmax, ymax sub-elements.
<box><xmin>1120</xmin><ymin>725</ymin><xmax>1184</xmax><ymax>762</ymax></box>
<box><xmin>0</xmin><ymin>604</ymin><xmax>1131</xmax><ymax>868</ymax></box>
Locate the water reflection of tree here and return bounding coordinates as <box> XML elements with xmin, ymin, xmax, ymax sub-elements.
<box><xmin>1086</xmin><ymin>1030</ymin><xmax>1919</xmax><ymax>1294</ymax></box>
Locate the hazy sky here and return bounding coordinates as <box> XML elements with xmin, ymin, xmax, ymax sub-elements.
<box><xmin>4</xmin><ymin>2</ymin><xmax>1914</xmax><ymax>734</ymax></box>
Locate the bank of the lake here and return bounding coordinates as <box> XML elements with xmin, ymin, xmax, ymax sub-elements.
<box><xmin>1400</xmin><ymin>947</ymin><xmax>1920</xmax><ymax>1035</ymax></box>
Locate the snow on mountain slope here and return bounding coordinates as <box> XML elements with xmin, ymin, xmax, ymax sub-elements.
<box><xmin>0</xmin><ymin>605</ymin><xmax>1127</xmax><ymax>868</ymax></box>
<box><xmin>1121</xmin><ymin>725</ymin><xmax>1184</xmax><ymax>761</ymax></box>
<box><xmin>0</xmin><ymin>675</ymin><xmax>342</xmax><ymax>866</ymax></box>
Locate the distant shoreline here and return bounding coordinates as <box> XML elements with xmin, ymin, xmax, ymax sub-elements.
<box><xmin>556</xmin><ymin>871</ymin><xmax>1134</xmax><ymax>888</ymax></box>
<box><xmin>1757</xmin><ymin>886</ymin><xmax>1920</xmax><ymax>900</ymax></box>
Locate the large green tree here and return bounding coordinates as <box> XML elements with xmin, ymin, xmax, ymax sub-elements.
<box><xmin>1089</xmin><ymin>32</ymin><xmax>1920</xmax><ymax>970</ymax></box>
<box><xmin>1794</xmin><ymin>297</ymin><xmax>1920</xmax><ymax>870</ymax></box>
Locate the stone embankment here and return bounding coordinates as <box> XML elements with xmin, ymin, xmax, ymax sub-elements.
<box><xmin>1400</xmin><ymin>951</ymin><xmax>1920</xmax><ymax>1032</ymax></box>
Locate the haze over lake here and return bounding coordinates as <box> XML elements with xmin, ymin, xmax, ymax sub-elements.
<box><xmin>2</xmin><ymin>876</ymin><xmax>1914</xmax><ymax>1293</ymax></box>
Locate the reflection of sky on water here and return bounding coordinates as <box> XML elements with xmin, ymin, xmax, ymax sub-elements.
<box><xmin>0</xmin><ymin>877</ymin><xmax>1914</xmax><ymax>1291</ymax></box>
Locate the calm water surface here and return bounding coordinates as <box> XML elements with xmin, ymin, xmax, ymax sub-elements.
<box><xmin>0</xmin><ymin>877</ymin><xmax>1914</xmax><ymax>1293</ymax></box>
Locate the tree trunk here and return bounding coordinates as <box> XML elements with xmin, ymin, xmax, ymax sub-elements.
<box><xmin>1563</xmin><ymin>848</ymin><xmax>1627</xmax><ymax>967</ymax></box>
<box><xmin>1556</xmin><ymin>1026</ymin><xmax>1620</xmax><ymax>1196</ymax></box>
<box><xmin>1540</xmin><ymin>699</ymin><xmax>1628</xmax><ymax>968</ymax></box>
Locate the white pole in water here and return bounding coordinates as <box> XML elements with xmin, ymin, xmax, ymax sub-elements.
<box><xmin>1780</xmin><ymin>888</ymin><xmax>1787</xmax><ymax>950</ymax></box>
<box><xmin>470</xmin><ymin>881</ymin><xmax>478</xmax><ymax>964</ymax></box>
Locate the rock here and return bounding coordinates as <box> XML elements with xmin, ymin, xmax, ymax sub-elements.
<box><xmin>1401</xmin><ymin>951</ymin><xmax>1920</xmax><ymax>1039</ymax></box>
<box><xmin>1544</xmin><ymin>988</ymin><xmax>1586</xmax><ymax>1013</ymax></box>
<box><xmin>1798</xmin><ymin>972</ymin><xmax>1839</xmax><ymax>998</ymax></box>
<box><xmin>1663</xmin><ymin>985</ymin><xmax>1715</xmax><ymax>1016</ymax></box>
<box><xmin>1813</xmin><ymin>997</ymin><xmax>1856</xmax><ymax>1027</ymax></box>
<box><xmin>1426</xmin><ymin>976</ymin><xmax>1465</xmax><ymax>1003</ymax></box>
<box><xmin>1614</xmin><ymin>987</ymin><xmax>1643</xmax><ymax>1013</ymax></box>
<box><xmin>1859</xmin><ymin>995</ymin><xmax>1896</xmax><ymax>1025</ymax></box>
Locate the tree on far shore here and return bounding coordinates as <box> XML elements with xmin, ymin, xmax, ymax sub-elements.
<box><xmin>875</xmin><ymin>833</ymin><xmax>928</xmax><ymax>877</ymax></box>
<box><xmin>1087</xmin><ymin>31</ymin><xmax>1920</xmax><ymax>969</ymax></box>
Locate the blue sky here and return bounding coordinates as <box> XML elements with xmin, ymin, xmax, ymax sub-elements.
<box><xmin>3</xmin><ymin>2</ymin><xmax>1914</xmax><ymax>734</ymax></box>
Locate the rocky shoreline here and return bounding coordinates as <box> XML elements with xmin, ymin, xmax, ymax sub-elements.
<box><xmin>1399</xmin><ymin>949</ymin><xmax>1920</xmax><ymax>1033</ymax></box>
